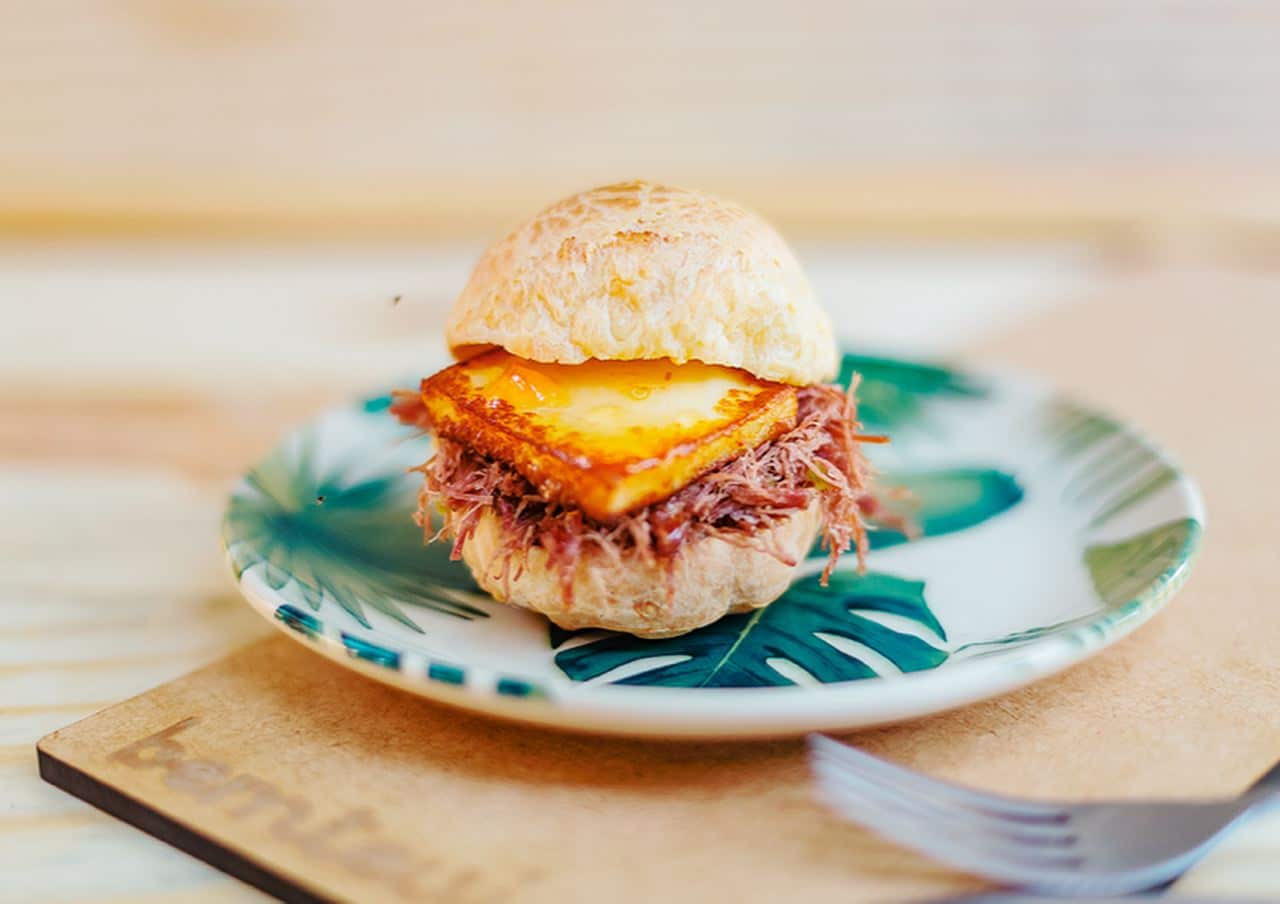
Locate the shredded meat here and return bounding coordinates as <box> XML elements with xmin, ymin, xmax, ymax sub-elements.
<box><xmin>392</xmin><ymin>382</ymin><xmax>882</xmax><ymax>602</ymax></box>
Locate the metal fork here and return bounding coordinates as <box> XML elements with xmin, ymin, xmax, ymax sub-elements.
<box><xmin>809</xmin><ymin>734</ymin><xmax>1280</xmax><ymax>897</ymax></box>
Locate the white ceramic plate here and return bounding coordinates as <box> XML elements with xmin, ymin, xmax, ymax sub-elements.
<box><xmin>222</xmin><ymin>352</ymin><xmax>1203</xmax><ymax>738</ymax></box>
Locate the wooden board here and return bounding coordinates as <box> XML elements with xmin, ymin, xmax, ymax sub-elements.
<box><xmin>35</xmin><ymin>276</ymin><xmax>1280</xmax><ymax>902</ymax></box>
<box><xmin>36</xmin><ymin>637</ymin><xmax>982</xmax><ymax>904</ymax></box>
<box><xmin>37</xmin><ymin>732</ymin><xmax>318</xmax><ymax>904</ymax></box>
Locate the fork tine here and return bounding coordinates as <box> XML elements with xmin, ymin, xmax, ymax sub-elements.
<box><xmin>816</xmin><ymin>780</ymin><xmax>1097</xmax><ymax>890</ymax></box>
<box><xmin>808</xmin><ymin>742</ymin><xmax>1080</xmax><ymax>839</ymax></box>
<box><xmin>818</xmin><ymin>778</ymin><xmax>1207</xmax><ymax>897</ymax></box>
<box><xmin>811</xmin><ymin>752</ymin><xmax>1078</xmax><ymax>849</ymax></box>
<box><xmin>815</xmin><ymin>776</ymin><xmax>1086</xmax><ymax>872</ymax></box>
<box><xmin>808</xmin><ymin>734</ymin><xmax>1069</xmax><ymax>822</ymax></box>
<box><xmin>808</xmin><ymin>738</ymin><xmax>1270</xmax><ymax>898</ymax></box>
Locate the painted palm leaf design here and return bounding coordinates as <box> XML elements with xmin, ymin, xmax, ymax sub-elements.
<box><xmin>553</xmin><ymin>572</ymin><xmax>947</xmax><ymax>687</ymax></box>
<box><xmin>223</xmin><ymin>419</ymin><xmax>487</xmax><ymax>633</ymax></box>
<box><xmin>1041</xmin><ymin>400</ymin><xmax>1179</xmax><ymax>528</ymax></box>
<box><xmin>1085</xmin><ymin>518</ymin><xmax>1200</xmax><ymax>608</ymax></box>
<box><xmin>841</xmin><ymin>353</ymin><xmax>986</xmax><ymax>432</ymax></box>
<box><xmin>849</xmin><ymin>467</ymin><xmax>1023</xmax><ymax>554</ymax></box>
<box><xmin>958</xmin><ymin>518</ymin><xmax>1201</xmax><ymax>659</ymax></box>
<box><xmin>554</xmin><ymin>465</ymin><xmax>1019</xmax><ymax>687</ymax></box>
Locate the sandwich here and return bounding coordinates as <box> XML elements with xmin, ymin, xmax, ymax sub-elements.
<box><xmin>392</xmin><ymin>180</ymin><xmax>885</xmax><ymax>638</ymax></box>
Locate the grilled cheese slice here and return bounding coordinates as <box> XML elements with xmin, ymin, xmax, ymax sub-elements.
<box><xmin>419</xmin><ymin>350</ymin><xmax>797</xmax><ymax>521</ymax></box>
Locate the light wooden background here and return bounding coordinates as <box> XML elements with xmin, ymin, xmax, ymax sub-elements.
<box><xmin>3</xmin><ymin>1</ymin><xmax>1280</xmax><ymax>247</ymax></box>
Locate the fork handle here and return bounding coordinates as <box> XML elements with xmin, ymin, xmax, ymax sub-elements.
<box><xmin>1247</xmin><ymin>759</ymin><xmax>1280</xmax><ymax>791</ymax></box>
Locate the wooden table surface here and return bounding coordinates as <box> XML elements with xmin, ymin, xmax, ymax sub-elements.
<box><xmin>3</xmin><ymin>245</ymin><xmax>1278</xmax><ymax>901</ymax></box>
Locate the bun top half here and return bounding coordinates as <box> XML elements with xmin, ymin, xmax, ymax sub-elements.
<box><xmin>445</xmin><ymin>180</ymin><xmax>837</xmax><ymax>385</ymax></box>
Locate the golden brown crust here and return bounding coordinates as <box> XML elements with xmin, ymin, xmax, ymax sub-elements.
<box><xmin>446</xmin><ymin>180</ymin><xmax>837</xmax><ymax>386</ymax></box>
<box><xmin>458</xmin><ymin>502</ymin><xmax>822</xmax><ymax>638</ymax></box>
<box><xmin>418</xmin><ymin>350</ymin><xmax>798</xmax><ymax>521</ymax></box>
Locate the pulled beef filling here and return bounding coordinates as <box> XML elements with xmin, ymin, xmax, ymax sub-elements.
<box><xmin>393</xmin><ymin>383</ymin><xmax>879</xmax><ymax>601</ymax></box>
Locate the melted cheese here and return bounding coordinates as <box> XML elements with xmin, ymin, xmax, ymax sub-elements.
<box><xmin>419</xmin><ymin>350</ymin><xmax>797</xmax><ymax>520</ymax></box>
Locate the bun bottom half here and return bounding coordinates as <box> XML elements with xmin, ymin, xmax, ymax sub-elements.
<box><xmin>457</xmin><ymin>502</ymin><xmax>821</xmax><ymax>639</ymax></box>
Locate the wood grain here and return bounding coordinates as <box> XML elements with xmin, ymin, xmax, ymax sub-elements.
<box><xmin>4</xmin><ymin>2</ymin><xmax>1280</xmax><ymax>242</ymax></box>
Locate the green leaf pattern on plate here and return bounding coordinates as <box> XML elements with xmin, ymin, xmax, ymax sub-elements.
<box><xmin>223</xmin><ymin>423</ymin><xmax>488</xmax><ymax>633</ymax></box>
<box><xmin>1041</xmin><ymin>399</ymin><xmax>1179</xmax><ymax>529</ymax></box>
<box><xmin>863</xmin><ymin>467</ymin><xmax>1024</xmax><ymax>551</ymax></box>
<box><xmin>1086</xmin><ymin>518</ymin><xmax>1201</xmax><ymax>608</ymax></box>
<box><xmin>553</xmin><ymin>572</ymin><xmax>948</xmax><ymax>687</ymax></box>
<box><xmin>962</xmin><ymin>518</ymin><xmax>1202</xmax><ymax>658</ymax></box>
<box><xmin>840</xmin><ymin>353</ymin><xmax>987</xmax><ymax>432</ymax></box>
